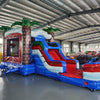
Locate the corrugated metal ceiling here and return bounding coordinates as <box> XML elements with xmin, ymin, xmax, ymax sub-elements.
<box><xmin>0</xmin><ymin>0</ymin><xmax>100</xmax><ymax>44</ymax></box>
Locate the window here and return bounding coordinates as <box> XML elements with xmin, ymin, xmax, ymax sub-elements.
<box><xmin>7</xmin><ymin>38</ymin><xmax>19</xmax><ymax>57</ymax></box>
<box><xmin>0</xmin><ymin>38</ymin><xmax>3</xmax><ymax>44</ymax></box>
<box><xmin>73</xmin><ymin>45</ymin><xmax>78</xmax><ymax>48</ymax></box>
<box><xmin>73</xmin><ymin>45</ymin><xmax>79</xmax><ymax>53</ymax></box>
<box><xmin>63</xmin><ymin>44</ymin><xmax>69</xmax><ymax>53</ymax></box>
<box><xmin>63</xmin><ymin>44</ymin><xmax>69</xmax><ymax>47</ymax></box>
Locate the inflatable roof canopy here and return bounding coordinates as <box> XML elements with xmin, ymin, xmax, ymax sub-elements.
<box><xmin>5</xmin><ymin>27</ymin><xmax>52</xmax><ymax>39</ymax></box>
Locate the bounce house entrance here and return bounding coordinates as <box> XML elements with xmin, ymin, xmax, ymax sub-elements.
<box><xmin>4</xmin><ymin>33</ymin><xmax>22</xmax><ymax>63</ymax></box>
<box><xmin>7</xmin><ymin>38</ymin><xmax>19</xmax><ymax>57</ymax></box>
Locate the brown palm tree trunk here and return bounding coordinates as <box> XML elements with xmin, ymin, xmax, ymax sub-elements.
<box><xmin>22</xmin><ymin>26</ymin><xmax>31</xmax><ymax>65</ymax></box>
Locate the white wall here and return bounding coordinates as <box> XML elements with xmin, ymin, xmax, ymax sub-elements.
<box><xmin>73</xmin><ymin>42</ymin><xmax>79</xmax><ymax>53</ymax></box>
<box><xmin>0</xmin><ymin>38</ymin><xmax>3</xmax><ymax>53</ymax></box>
<box><xmin>81</xmin><ymin>43</ymin><xmax>100</xmax><ymax>53</ymax></box>
<box><xmin>55</xmin><ymin>39</ymin><xmax>100</xmax><ymax>54</ymax></box>
<box><xmin>0</xmin><ymin>44</ymin><xmax>3</xmax><ymax>53</ymax></box>
<box><xmin>61</xmin><ymin>41</ymin><xmax>70</xmax><ymax>55</ymax></box>
<box><xmin>62</xmin><ymin>41</ymin><xmax>81</xmax><ymax>54</ymax></box>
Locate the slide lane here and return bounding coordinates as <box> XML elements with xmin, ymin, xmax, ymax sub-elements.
<box><xmin>32</xmin><ymin>46</ymin><xmax>65</xmax><ymax>73</ymax></box>
<box><xmin>48</xmin><ymin>49</ymin><xmax>64</xmax><ymax>60</ymax></box>
<box><xmin>48</xmin><ymin>49</ymin><xmax>83</xmax><ymax>79</ymax></box>
<box><xmin>48</xmin><ymin>49</ymin><xmax>77</xmax><ymax>72</ymax></box>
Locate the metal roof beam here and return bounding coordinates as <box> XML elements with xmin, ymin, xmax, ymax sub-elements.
<box><xmin>86</xmin><ymin>39</ymin><xmax>100</xmax><ymax>44</ymax></box>
<box><xmin>64</xmin><ymin>30</ymin><xmax>100</xmax><ymax>41</ymax></box>
<box><xmin>0</xmin><ymin>0</ymin><xmax>9</xmax><ymax>9</ymax></box>
<box><xmin>34</xmin><ymin>7</ymin><xmax>100</xmax><ymax>30</ymax></box>
<box><xmin>3</xmin><ymin>7</ymin><xmax>48</xmax><ymax>22</ymax></box>
<box><xmin>55</xmin><ymin>25</ymin><xmax>100</xmax><ymax>36</ymax></box>
<box><xmin>0</xmin><ymin>15</ymin><xmax>21</xmax><ymax>21</ymax></box>
<box><xmin>6</xmin><ymin>4</ymin><xmax>52</xmax><ymax>21</ymax></box>
<box><xmin>28</xmin><ymin>0</ymin><xmax>68</xmax><ymax>14</ymax></box>
<box><xmin>78</xmin><ymin>35</ymin><xmax>100</xmax><ymax>42</ymax></box>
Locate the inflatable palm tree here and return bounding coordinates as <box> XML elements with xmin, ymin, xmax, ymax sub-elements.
<box><xmin>0</xmin><ymin>26</ymin><xmax>11</xmax><ymax>32</ymax></box>
<box><xmin>11</xmin><ymin>18</ymin><xmax>41</xmax><ymax>64</ymax></box>
<box><xmin>43</xmin><ymin>27</ymin><xmax>61</xmax><ymax>42</ymax></box>
<box><xmin>0</xmin><ymin>26</ymin><xmax>12</xmax><ymax>61</ymax></box>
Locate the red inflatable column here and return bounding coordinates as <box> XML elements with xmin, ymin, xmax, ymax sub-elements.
<box><xmin>22</xmin><ymin>26</ymin><xmax>31</xmax><ymax>65</ymax></box>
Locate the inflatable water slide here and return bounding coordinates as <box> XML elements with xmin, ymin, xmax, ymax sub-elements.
<box><xmin>32</xmin><ymin>35</ymin><xmax>79</xmax><ymax>76</ymax></box>
<box><xmin>31</xmin><ymin>35</ymin><xmax>100</xmax><ymax>91</ymax></box>
<box><xmin>1</xmin><ymin>28</ymin><xmax>100</xmax><ymax>91</ymax></box>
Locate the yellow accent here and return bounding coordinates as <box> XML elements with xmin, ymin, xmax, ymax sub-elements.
<box><xmin>0</xmin><ymin>52</ymin><xmax>2</xmax><ymax>64</ymax></box>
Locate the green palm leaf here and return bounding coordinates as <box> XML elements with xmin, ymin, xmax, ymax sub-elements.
<box><xmin>43</xmin><ymin>29</ymin><xmax>48</xmax><ymax>31</ymax></box>
<box><xmin>54</xmin><ymin>28</ymin><xmax>61</xmax><ymax>31</ymax></box>
<box><xmin>11</xmin><ymin>22</ymin><xmax>22</xmax><ymax>27</ymax></box>
<box><xmin>43</xmin><ymin>27</ymin><xmax>61</xmax><ymax>33</ymax></box>
<box><xmin>11</xmin><ymin>18</ymin><xmax>41</xmax><ymax>27</ymax></box>
<box><xmin>30</xmin><ymin>21</ymin><xmax>41</xmax><ymax>26</ymax></box>
<box><xmin>22</xmin><ymin>18</ymin><xmax>30</xmax><ymax>26</ymax></box>
<box><xmin>0</xmin><ymin>26</ymin><xmax>12</xmax><ymax>32</ymax></box>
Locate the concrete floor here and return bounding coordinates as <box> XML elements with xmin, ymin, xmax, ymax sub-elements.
<box><xmin>0</xmin><ymin>74</ymin><xmax>100</xmax><ymax>100</ymax></box>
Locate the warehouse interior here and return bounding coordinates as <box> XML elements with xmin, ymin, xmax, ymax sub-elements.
<box><xmin>0</xmin><ymin>0</ymin><xmax>100</xmax><ymax>54</ymax></box>
<box><xmin>0</xmin><ymin>0</ymin><xmax>100</xmax><ymax>100</ymax></box>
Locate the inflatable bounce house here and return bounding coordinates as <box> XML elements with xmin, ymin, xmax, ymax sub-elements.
<box><xmin>1</xmin><ymin>18</ymin><xmax>100</xmax><ymax>91</ymax></box>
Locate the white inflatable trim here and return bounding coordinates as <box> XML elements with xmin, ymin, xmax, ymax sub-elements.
<box><xmin>5</xmin><ymin>28</ymin><xmax>52</xmax><ymax>39</ymax></box>
<box><xmin>83</xmin><ymin>72</ymin><xmax>100</xmax><ymax>81</ymax></box>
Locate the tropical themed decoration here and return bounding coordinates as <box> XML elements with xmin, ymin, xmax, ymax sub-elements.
<box><xmin>11</xmin><ymin>18</ymin><xmax>41</xmax><ymax>27</ymax></box>
<box><xmin>43</xmin><ymin>27</ymin><xmax>61</xmax><ymax>42</ymax></box>
<box><xmin>0</xmin><ymin>26</ymin><xmax>11</xmax><ymax>32</ymax></box>
<box><xmin>0</xmin><ymin>26</ymin><xmax>12</xmax><ymax>61</ymax></box>
<box><xmin>11</xmin><ymin>18</ymin><xmax>41</xmax><ymax>65</ymax></box>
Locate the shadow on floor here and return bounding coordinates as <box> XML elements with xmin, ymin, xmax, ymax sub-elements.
<box><xmin>0</xmin><ymin>73</ymin><xmax>100</xmax><ymax>100</ymax></box>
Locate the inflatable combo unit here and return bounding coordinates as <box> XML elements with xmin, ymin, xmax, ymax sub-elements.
<box><xmin>1</xmin><ymin>27</ymin><xmax>100</xmax><ymax>91</ymax></box>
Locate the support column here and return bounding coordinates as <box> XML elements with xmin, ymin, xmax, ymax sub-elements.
<box><xmin>85</xmin><ymin>43</ymin><xmax>88</xmax><ymax>47</ymax></box>
<box><xmin>79</xmin><ymin>43</ymin><xmax>81</xmax><ymax>52</ymax></box>
<box><xmin>59</xmin><ymin>40</ymin><xmax>63</xmax><ymax>46</ymax></box>
<box><xmin>70</xmin><ymin>41</ymin><xmax>73</xmax><ymax>53</ymax></box>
